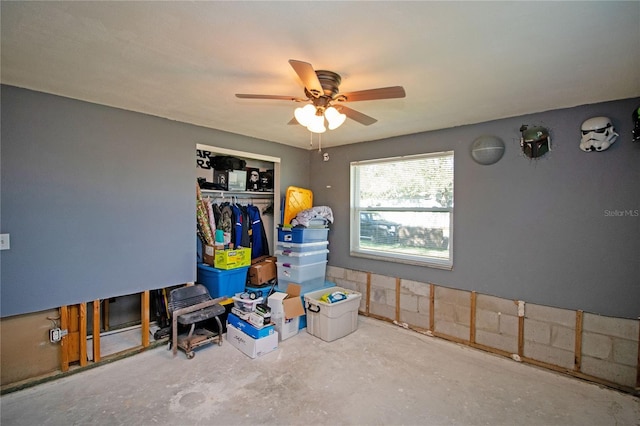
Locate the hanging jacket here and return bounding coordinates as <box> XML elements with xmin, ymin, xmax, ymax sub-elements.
<box><xmin>247</xmin><ymin>204</ymin><xmax>270</xmax><ymax>258</ymax></box>
<box><xmin>231</xmin><ymin>204</ymin><xmax>251</xmax><ymax>249</ymax></box>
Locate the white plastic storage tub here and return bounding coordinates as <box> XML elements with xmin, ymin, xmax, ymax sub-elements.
<box><xmin>276</xmin><ymin>241</ymin><xmax>329</xmax><ymax>253</ymax></box>
<box><xmin>276</xmin><ymin>260</ymin><xmax>327</xmax><ymax>282</ymax></box>
<box><xmin>275</xmin><ymin>249</ymin><xmax>329</xmax><ymax>266</ymax></box>
<box><xmin>303</xmin><ymin>287</ymin><xmax>362</xmax><ymax>342</ymax></box>
<box><xmin>276</xmin><ymin>260</ymin><xmax>327</xmax><ymax>292</ymax></box>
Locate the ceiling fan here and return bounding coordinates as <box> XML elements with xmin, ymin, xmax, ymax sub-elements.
<box><xmin>235</xmin><ymin>60</ymin><xmax>406</xmax><ymax>133</ymax></box>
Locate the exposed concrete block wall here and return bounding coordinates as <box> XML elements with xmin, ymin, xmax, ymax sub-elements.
<box><xmin>434</xmin><ymin>286</ymin><xmax>470</xmax><ymax>341</ymax></box>
<box><xmin>368</xmin><ymin>273</ymin><xmax>396</xmax><ymax>320</ymax></box>
<box><xmin>523</xmin><ymin>303</ymin><xmax>576</xmax><ymax>370</ymax></box>
<box><xmin>581</xmin><ymin>313</ymin><xmax>639</xmax><ymax>388</ymax></box>
<box><xmin>399</xmin><ymin>279</ymin><xmax>430</xmax><ymax>330</ymax></box>
<box><xmin>475</xmin><ymin>294</ymin><xmax>519</xmax><ymax>354</ymax></box>
<box><xmin>326</xmin><ymin>266</ymin><xmax>639</xmax><ymax>394</ymax></box>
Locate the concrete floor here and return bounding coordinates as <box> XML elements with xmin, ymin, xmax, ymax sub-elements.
<box><xmin>1</xmin><ymin>316</ymin><xmax>639</xmax><ymax>426</ymax></box>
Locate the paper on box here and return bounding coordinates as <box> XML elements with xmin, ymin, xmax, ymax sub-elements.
<box><xmin>226</xmin><ymin>323</ymin><xmax>278</xmax><ymax>358</ymax></box>
<box><xmin>202</xmin><ymin>243</ymin><xmax>224</xmax><ymax>266</ymax></box>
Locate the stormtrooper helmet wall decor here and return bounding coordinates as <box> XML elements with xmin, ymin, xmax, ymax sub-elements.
<box><xmin>520</xmin><ymin>125</ymin><xmax>551</xmax><ymax>159</ymax></box>
<box><xmin>580</xmin><ymin>116</ymin><xmax>618</xmax><ymax>152</ymax></box>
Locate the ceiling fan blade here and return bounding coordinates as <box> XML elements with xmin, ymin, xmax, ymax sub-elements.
<box><xmin>288</xmin><ymin>59</ymin><xmax>323</xmax><ymax>98</ymax></box>
<box><xmin>236</xmin><ymin>94</ymin><xmax>300</xmax><ymax>101</ymax></box>
<box><xmin>338</xmin><ymin>105</ymin><xmax>378</xmax><ymax>126</ymax></box>
<box><xmin>339</xmin><ymin>86</ymin><xmax>406</xmax><ymax>102</ymax></box>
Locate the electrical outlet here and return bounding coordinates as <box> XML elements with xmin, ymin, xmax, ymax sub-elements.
<box><xmin>0</xmin><ymin>234</ymin><xmax>9</xmax><ymax>250</ymax></box>
<box><xmin>49</xmin><ymin>328</ymin><xmax>68</xmax><ymax>343</ymax></box>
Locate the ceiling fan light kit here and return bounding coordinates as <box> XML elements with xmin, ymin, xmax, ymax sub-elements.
<box><xmin>307</xmin><ymin>113</ymin><xmax>327</xmax><ymax>134</ymax></box>
<box><xmin>294</xmin><ymin>104</ymin><xmax>347</xmax><ymax>133</ymax></box>
<box><xmin>236</xmin><ymin>59</ymin><xmax>406</xmax><ymax>136</ymax></box>
<box><xmin>325</xmin><ymin>106</ymin><xmax>347</xmax><ymax>130</ymax></box>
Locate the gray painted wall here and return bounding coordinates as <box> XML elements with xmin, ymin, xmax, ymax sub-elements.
<box><xmin>1</xmin><ymin>85</ymin><xmax>309</xmax><ymax>317</ymax></box>
<box><xmin>310</xmin><ymin>98</ymin><xmax>640</xmax><ymax>319</ymax></box>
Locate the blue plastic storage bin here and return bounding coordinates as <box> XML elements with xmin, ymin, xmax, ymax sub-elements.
<box><xmin>278</xmin><ymin>226</ymin><xmax>329</xmax><ymax>243</ymax></box>
<box><xmin>197</xmin><ymin>263</ymin><xmax>248</xmax><ymax>298</ymax></box>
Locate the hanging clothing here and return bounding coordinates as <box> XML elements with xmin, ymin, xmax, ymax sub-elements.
<box><xmin>231</xmin><ymin>204</ymin><xmax>251</xmax><ymax>249</ymax></box>
<box><xmin>218</xmin><ymin>203</ymin><xmax>234</xmax><ymax>236</ymax></box>
<box><xmin>247</xmin><ymin>204</ymin><xmax>270</xmax><ymax>258</ymax></box>
<box><xmin>199</xmin><ymin>195</ymin><xmax>270</xmax><ymax>259</ymax></box>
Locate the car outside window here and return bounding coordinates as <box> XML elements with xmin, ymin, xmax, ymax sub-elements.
<box><xmin>350</xmin><ymin>151</ymin><xmax>454</xmax><ymax>269</ymax></box>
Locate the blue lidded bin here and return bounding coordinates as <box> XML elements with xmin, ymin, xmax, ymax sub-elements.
<box><xmin>277</xmin><ymin>226</ymin><xmax>329</xmax><ymax>243</ymax></box>
<box><xmin>196</xmin><ymin>263</ymin><xmax>249</xmax><ymax>298</ymax></box>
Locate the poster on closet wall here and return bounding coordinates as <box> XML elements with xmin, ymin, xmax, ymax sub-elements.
<box><xmin>260</xmin><ymin>169</ymin><xmax>274</xmax><ymax>192</ymax></box>
<box><xmin>196</xmin><ymin>149</ymin><xmax>214</xmax><ymax>183</ymax></box>
<box><xmin>214</xmin><ymin>170</ymin><xmax>229</xmax><ymax>191</ymax></box>
<box><xmin>246</xmin><ymin>168</ymin><xmax>260</xmax><ymax>191</ymax></box>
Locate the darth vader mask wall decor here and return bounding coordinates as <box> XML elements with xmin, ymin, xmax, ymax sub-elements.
<box><xmin>520</xmin><ymin>125</ymin><xmax>551</xmax><ymax>159</ymax></box>
<box><xmin>580</xmin><ymin>116</ymin><xmax>618</xmax><ymax>152</ymax></box>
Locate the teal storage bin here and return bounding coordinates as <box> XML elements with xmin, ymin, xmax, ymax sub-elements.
<box><xmin>197</xmin><ymin>263</ymin><xmax>248</xmax><ymax>298</ymax></box>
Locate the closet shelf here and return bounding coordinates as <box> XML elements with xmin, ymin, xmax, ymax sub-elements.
<box><xmin>201</xmin><ymin>189</ymin><xmax>274</xmax><ymax>198</ymax></box>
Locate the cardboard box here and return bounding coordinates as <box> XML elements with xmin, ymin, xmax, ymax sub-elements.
<box><xmin>226</xmin><ymin>323</ymin><xmax>278</xmax><ymax>359</ymax></box>
<box><xmin>202</xmin><ymin>243</ymin><xmax>224</xmax><ymax>267</ymax></box>
<box><xmin>226</xmin><ymin>312</ymin><xmax>274</xmax><ymax>339</ymax></box>
<box><xmin>267</xmin><ymin>284</ymin><xmax>305</xmax><ymax>341</ymax></box>
<box><xmin>215</xmin><ymin>247</ymin><xmax>251</xmax><ymax>269</ymax></box>
<box><xmin>248</xmin><ymin>257</ymin><xmax>277</xmax><ymax>285</ymax></box>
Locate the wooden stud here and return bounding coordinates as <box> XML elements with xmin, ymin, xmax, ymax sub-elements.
<box><xmin>141</xmin><ymin>291</ymin><xmax>150</xmax><ymax>348</ymax></box>
<box><xmin>365</xmin><ymin>272</ymin><xmax>371</xmax><ymax>316</ymax></box>
<box><xmin>429</xmin><ymin>283</ymin><xmax>435</xmax><ymax>332</ymax></box>
<box><xmin>395</xmin><ymin>277</ymin><xmax>401</xmax><ymax>323</ymax></box>
<box><xmin>79</xmin><ymin>303</ymin><xmax>87</xmax><ymax>367</ymax></box>
<box><xmin>59</xmin><ymin>306</ymin><xmax>69</xmax><ymax>372</ymax></box>
<box><xmin>470</xmin><ymin>291</ymin><xmax>477</xmax><ymax>344</ymax></box>
<box><xmin>574</xmin><ymin>310</ymin><xmax>583</xmax><ymax>372</ymax></box>
<box><xmin>102</xmin><ymin>299</ymin><xmax>110</xmax><ymax>331</ymax></box>
<box><xmin>517</xmin><ymin>301</ymin><xmax>525</xmax><ymax>358</ymax></box>
<box><xmin>92</xmin><ymin>300</ymin><xmax>101</xmax><ymax>363</ymax></box>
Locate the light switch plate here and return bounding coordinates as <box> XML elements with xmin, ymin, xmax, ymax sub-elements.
<box><xmin>0</xmin><ymin>234</ymin><xmax>10</xmax><ymax>250</ymax></box>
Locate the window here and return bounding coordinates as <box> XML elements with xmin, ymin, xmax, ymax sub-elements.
<box><xmin>350</xmin><ymin>151</ymin><xmax>454</xmax><ymax>269</ymax></box>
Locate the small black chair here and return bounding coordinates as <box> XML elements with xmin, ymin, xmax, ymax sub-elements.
<box><xmin>167</xmin><ymin>284</ymin><xmax>225</xmax><ymax>359</ymax></box>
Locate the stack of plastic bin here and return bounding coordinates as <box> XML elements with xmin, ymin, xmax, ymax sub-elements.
<box><xmin>276</xmin><ymin>227</ymin><xmax>330</xmax><ymax>293</ymax></box>
<box><xmin>276</xmin><ymin>226</ymin><xmax>332</xmax><ymax>329</ymax></box>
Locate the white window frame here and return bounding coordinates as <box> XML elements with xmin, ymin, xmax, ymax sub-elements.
<box><xmin>350</xmin><ymin>151</ymin><xmax>454</xmax><ymax>270</ymax></box>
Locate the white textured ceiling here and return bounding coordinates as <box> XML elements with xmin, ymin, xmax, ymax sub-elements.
<box><xmin>2</xmin><ymin>1</ymin><xmax>639</xmax><ymax>149</ymax></box>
